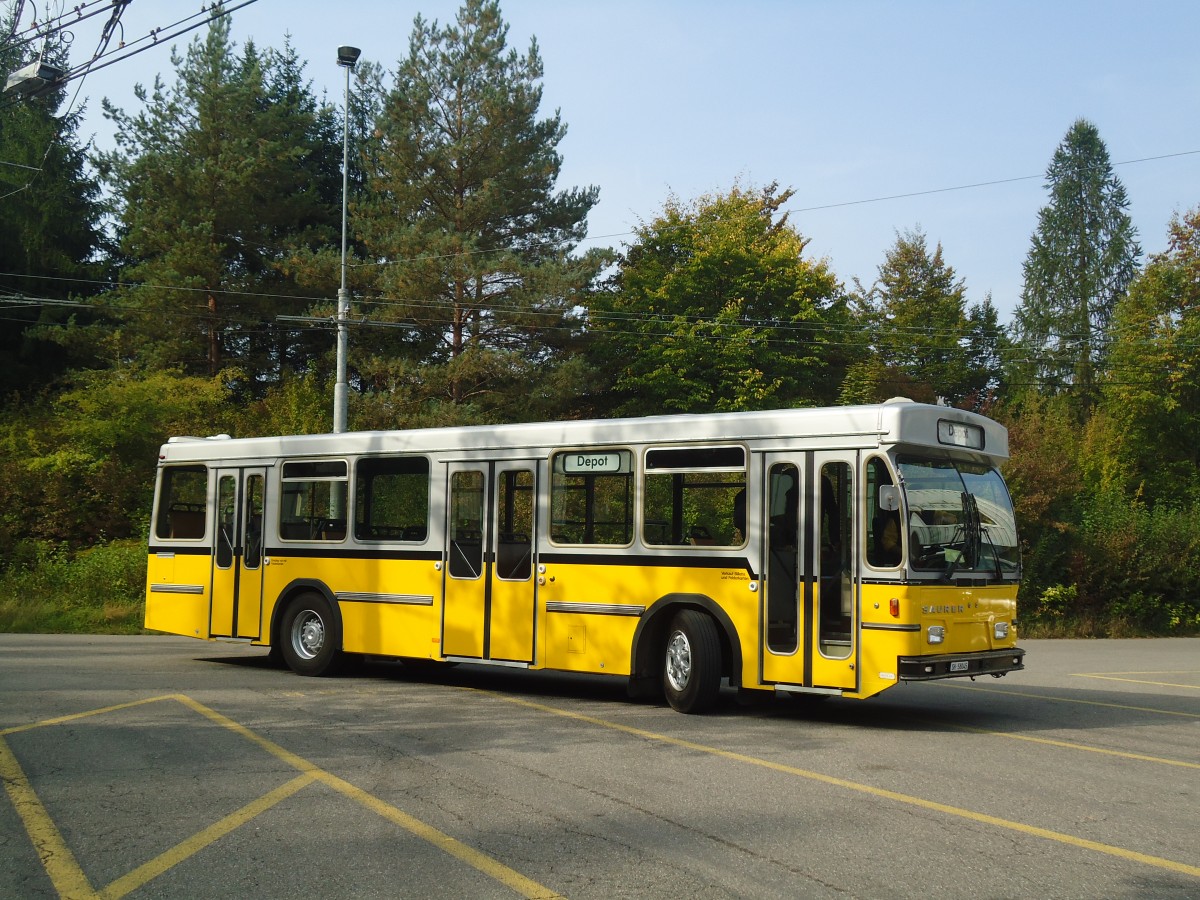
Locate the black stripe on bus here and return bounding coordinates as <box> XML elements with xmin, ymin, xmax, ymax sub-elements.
<box><xmin>148</xmin><ymin>544</ymin><xmax>212</xmax><ymax>556</ymax></box>
<box><xmin>539</xmin><ymin>551</ymin><xmax>757</xmax><ymax>579</ymax></box>
<box><xmin>263</xmin><ymin>546</ymin><xmax>443</xmax><ymax>562</ymax></box>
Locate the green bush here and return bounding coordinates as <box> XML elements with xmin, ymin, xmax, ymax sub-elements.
<box><xmin>0</xmin><ymin>540</ymin><xmax>145</xmax><ymax>633</ymax></box>
<box><xmin>1074</xmin><ymin>491</ymin><xmax>1200</xmax><ymax>635</ymax></box>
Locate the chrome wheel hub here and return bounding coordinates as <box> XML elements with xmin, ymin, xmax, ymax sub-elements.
<box><xmin>665</xmin><ymin>630</ymin><xmax>692</xmax><ymax>692</ymax></box>
<box><xmin>292</xmin><ymin>611</ymin><xmax>325</xmax><ymax>660</ymax></box>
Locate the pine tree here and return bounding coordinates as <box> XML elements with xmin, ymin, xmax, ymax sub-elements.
<box><xmin>848</xmin><ymin>228</ymin><xmax>971</xmax><ymax>404</ymax></box>
<box><xmin>844</xmin><ymin>228</ymin><xmax>1005</xmax><ymax>409</ymax></box>
<box><xmin>1012</xmin><ymin>119</ymin><xmax>1141</xmax><ymax>412</ymax></box>
<box><xmin>356</xmin><ymin>0</ymin><xmax>608</xmax><ymax>418</ymax></box>
<box><xmin>96</xmin><ymin>20</ymin><xmax>340</xmax><ymax>386</ymax></box>
<box><xmin>0</xmin><ymin>18</ymin><xmax>107</xmax><ymax>394</ymax></box>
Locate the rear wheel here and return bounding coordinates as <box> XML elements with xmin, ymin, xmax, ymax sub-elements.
<box><xmin>662</xmin><ymin>609</ymin><xmax>722</xmax><ymax>713</ymax></box>
<box><xmin>279</xmin><ymin>591</ymin><xmax>345</xmax><ymax>676</ymax></box>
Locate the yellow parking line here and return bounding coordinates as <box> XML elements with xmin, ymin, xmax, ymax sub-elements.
<box><xmin>0</xmin><ymin>734</ymin><xmax>98</xmax><ymax>899</ymax></box>
<box><xmin>3</xmin><ymin>695</ymin><xmax>562</xmax><ymax>900</ymax></box>
<box><xmin>937</xmin><ymin>682</ymin><xmax>1200</xmax><ymax>718</ymax></box>
<box><xmin>1</xmin><ymin>695</ymin><xmax>173</xmax><ymax>737</ymax></box>
<box><xmin>1071</xmin><ymin>673</ymin><xmax>1200</xmax><ymax>690</ymax></box>
<box><xmin>478</xmin><ymin>690</ymin><xmax>1200</xmax><ymax>881</ymax></box>
<box><xmin>925</xmin><ymin>720</ymin><xmax>1200</xmax><ymax>770</ymax></box>
<box><xmin>172</xmin><ymin>693</ymin><xmax>320</xmax><ymax>773</ymax></box>
<box><xmin>320</xmin><ymin>770</ymin><xmax>564</xmax><ymax>900</ymax></box>
<box><xmin>99</xmin><ymin>773</ymin><xmax>316</xmax><ymax>900</ymax></box>
<box><xmin>170</xmin><ymin>694</ymin><xmax>563</xmax><ymax>899</ymax></box>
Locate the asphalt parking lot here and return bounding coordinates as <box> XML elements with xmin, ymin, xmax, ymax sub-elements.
<box><xmin>1</xmin><ymin>635</ymin><xmax>1197</xmax><ymax>898</ymax></box>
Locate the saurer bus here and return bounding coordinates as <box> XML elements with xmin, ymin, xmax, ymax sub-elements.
<box><xmin>145</xmin><ymin>399</ymin><xmax>1025</xmax><ymax>713</ymax></box>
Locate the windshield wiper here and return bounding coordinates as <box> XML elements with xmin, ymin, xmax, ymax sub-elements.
<box><xmin>963</xmin><ymin>492</ymin><xmax>982</xmax><ymax>567</ymax></box>
<box><xmin>943</xmin><ymin>492</ymin><xmax>982</xmax><ymax>582</ymax></box>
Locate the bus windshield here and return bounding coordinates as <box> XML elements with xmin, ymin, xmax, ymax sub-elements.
<box><xmin>898</xmin><ymin>456</ymin><xmax>1020</xmax><ymax>578</ymax></box>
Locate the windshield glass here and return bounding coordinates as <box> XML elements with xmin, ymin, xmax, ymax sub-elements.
<box><xmin>898</xmin><ymin>456</ymin><xmax>1020</xmax><ymax>578</ymax></box>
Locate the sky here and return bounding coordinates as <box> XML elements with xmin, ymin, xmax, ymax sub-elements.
<box><xmin>15</xmin><ymin>0</ymin><xmax>1200</xmax><ymax>323</ymax></box>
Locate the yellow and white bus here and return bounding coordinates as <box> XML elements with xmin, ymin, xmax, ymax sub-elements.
<box><xmin>145</xmin><ymin>399</ymin><xmax>1024</xmax><ymax>712</ymax></box>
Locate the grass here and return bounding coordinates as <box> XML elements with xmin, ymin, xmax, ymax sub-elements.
<box><xmin>0</xmin><ymin>540</ymin><xmax>146</xmax><ymax>634</ymax></box>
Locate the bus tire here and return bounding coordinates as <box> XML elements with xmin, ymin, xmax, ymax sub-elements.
<box><xmin>280</xmin><ymin>591</ymin><xmax>345</xmax><ymax>677</ymax></box>
<box><xmin>662</xmin><ymin>609</ymin><xmax>722</xmax><ymax>713</ymax></box>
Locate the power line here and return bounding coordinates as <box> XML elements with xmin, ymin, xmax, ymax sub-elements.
<box><xmin>784</xmin><ymin>149</ymin><xmax>1200</xmax><ymax>216</ymax></box>
<box><xmin>4</xmin><ymin>266</ymin><xmax>1196</xmax><ymax>354</ymax></box>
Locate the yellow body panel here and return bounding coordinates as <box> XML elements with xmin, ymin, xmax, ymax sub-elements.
<box><xmin>489</xmin><ymin>577</ymin><xmax>535</xmax><ymax>662</ymax></box>
<box><xmin>266</xmin><ymin>555</ymin><xmax>444</xmax><ymax>659</ymax></box>
<box><xmin>538</xmin><ymin>559</ymin><xmax>761</xmax><ymax>686</ymax></box>
<box><xmin>145</xmin><ymin>552</ymin><xmax>211</xmax><ymax>638</ymax></box>
<box><xmin>544</xmin><ymin>613</ymin><xmax>638</xmax><ymax>673</ymax></box>
<box><xmin>341</xmin><ymin>601</ymin><xmax>441</xmax><ymax>659</ymax></box>
<box><xmin>849</xmin><ymin>581</ymin><xmax>1020</xmax><ymax>699</ymax></box>
<box><xmin>148</xmin><ymin>550</ymin><xmax>1018</xmax><ymax>705</ymax></box>
<box><xmin>236</xmin><ymin>567</ymin><xmax>265</xmax><ymax>639</ymax></box>
<box><xmin>443</xmin><ymin>575</ymin><xmax>486</xmax><ymax>658</ymax></box>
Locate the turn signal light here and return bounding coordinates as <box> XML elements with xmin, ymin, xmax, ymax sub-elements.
<box><xmin>889</xmin><ymin>598</ymin><xmax>900</xmax><ymax>618</ymax></box>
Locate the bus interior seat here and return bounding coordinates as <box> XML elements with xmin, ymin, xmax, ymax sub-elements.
<box><xmin>168</xmin><ymin>506</ymin><xmax>205</xmax><ymax>539</ymax></box>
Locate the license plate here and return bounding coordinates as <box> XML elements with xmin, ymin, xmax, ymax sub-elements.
<box><xmin>949</xmin><ymin>660</ymin><xmax>970</xmax><ymax>673</ymax></box>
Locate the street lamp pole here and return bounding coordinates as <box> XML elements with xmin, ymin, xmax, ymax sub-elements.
<box><xmin>333</xmin><ymin>45</ymin><xmax>361</xmax><ymax>434</ymax></box>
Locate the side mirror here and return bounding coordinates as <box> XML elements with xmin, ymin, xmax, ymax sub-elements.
<box><xmin>878</xmin><ymin>485</ymin><xmax>900</xmax><ymax>511</ymax></box>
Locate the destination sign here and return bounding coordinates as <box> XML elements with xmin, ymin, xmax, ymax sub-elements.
<box><xmin>561</xmin><ymin>452</ymin><xmax>626</xmax><ymax>474</ymax></box>
<box><xmin>937</xmin><ymin>420</ymin><xmax>984</xmax><ymax>450</ymax></box>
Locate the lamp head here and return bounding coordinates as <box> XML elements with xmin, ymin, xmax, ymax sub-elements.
<box><xmin>337</xmin><ymin>46</ymin><xmax>361</xmax><ymax>68</ymax></box>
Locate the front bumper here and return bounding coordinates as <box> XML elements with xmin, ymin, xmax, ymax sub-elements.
<box><xmin>897</xmin><ymin>647</ymin><xmax>1026</xmax><ymax>681</ymax></box>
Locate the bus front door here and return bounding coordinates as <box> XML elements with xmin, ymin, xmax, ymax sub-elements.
<box><xmin>761</xmin><ymin>455</ymin><xmax>805</xmax><ymax>685</ymax></box>
<box><xmin>760</xmin><ymin>452</ymin><xmax>858</xmax><ymax>691</ymax></box>
<box><xmin>442</xmin><ymin>462</ymin><xmax>537</xmax><ymax>663</ymax></box>
<box><xmin>809</xmin><ymin>452</ymin><xmax>858</xmax><ymax>690</ymax></box>
<box><xmin>210</xmin><ymin>467</ymin><xmax>267</xmax><ymax>639</ymax></box>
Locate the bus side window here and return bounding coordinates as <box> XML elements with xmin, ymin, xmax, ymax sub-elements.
<box><xmin>642</xmin><ymin>446</ymin><xmax>746</xmax><ymax>548</ymax></box>
<box><xmin>865</xmin><ymin>457</ymin><xmax>902</xmax><ymax>567</ymax></box>
<box><xmin>155</xmin><ymin>465</ymin><xmax>208</xmax><ymax>540</ymax></box>
<box><xmin>279</xmin><ymin>460</ymin><xmax>348</xmax><ymax>542</ymax></box>
<box><xmin>549</xmin><ymin>450</ymin><xmax>633</xmax><ymax>546</ymax></box>
<box><xmin>354</xmin><ymin>456</ymin><xmax>430</xmax><ymax>542</ymax></box>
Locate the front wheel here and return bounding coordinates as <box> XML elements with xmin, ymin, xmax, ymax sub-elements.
<box><xmin>662</xmin><ymin>609</ymin><xmax>722</xmax><ymax>713</ymax></box>
<box><xmin>279</xmin><ymin>591</ymin><xmax>345</xmax><ymax>676</ymax></box>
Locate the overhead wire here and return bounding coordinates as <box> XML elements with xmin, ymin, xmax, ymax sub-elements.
<box><xmin>3</xmin><ymin>265</ymin><xmax>1197</xmax><ymax>356</ymax></box>
<box><xmin>7</xmin><ymin>281</ymin><xmax>1199</xmax><ymax>385</ymax></box>
<box><xmin>0</xmin><ymin>0</ymin><xmax>263</xmax><ymax>208</ymax></box>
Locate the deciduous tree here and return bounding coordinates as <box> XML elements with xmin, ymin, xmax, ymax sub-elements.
<box><xmin>589</xmin><ymin>183</ymin><xmax>845</xmax><ymax>415</ymax></box>
<box><xmin>1103</xmin><ymin>207</ymin><xmax>1200</xmax><ymax>502</ymax></box>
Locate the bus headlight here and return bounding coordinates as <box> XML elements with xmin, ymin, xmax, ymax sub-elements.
<box><xmin>927</xmin><ymin>625</ymin><xmax>945</xmax><ymax>645</ymax></box>
<box><xmin>994</xmin><ymin>621</ymin><xmax>1010</xmax><ymax>640</ymax></box>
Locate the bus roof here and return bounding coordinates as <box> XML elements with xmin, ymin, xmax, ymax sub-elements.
<box><xmin>158</xmin><ymin>399</ymin><xmax>1008</xmax><ymax>464</ymax></box>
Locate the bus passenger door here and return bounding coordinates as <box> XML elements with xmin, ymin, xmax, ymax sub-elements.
<box><xmin>442</xmin><ymin>462</ymin><xmax>537</xmax><ymax>663</ymax></box>
<box><xmin>761</xmin><ymin>455</ymin><xmax>805</xmax><ymax>685</ymax></box>
<box><xmin>488</xmin><ymin>464</ymin><xmax>536</xmax><ymax>662</ymax></box>
<box><xmin>210</xmin><ymin>467</ymin><xmax>267</xmax><ymax>639</ymax></box>
<box><xmin>809</xmin><ymin>452</ymin><xmax>858</xmax><ymax>690</ymax></box>
<box><xmin>443</xmin><ymin>465</ymin><xmax>488</xmax><ymax>658</ymax></box>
